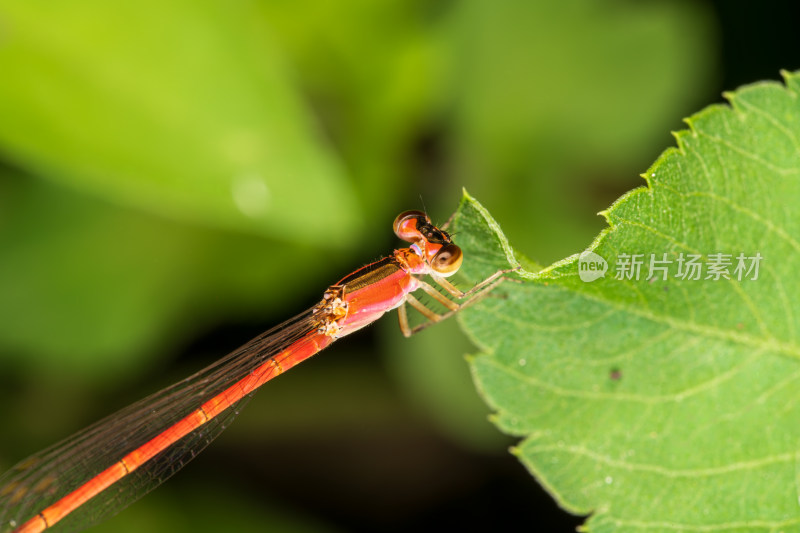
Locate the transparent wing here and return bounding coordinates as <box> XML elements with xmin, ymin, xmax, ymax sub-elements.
<box><xmin>0</xmin><ymin>308</ymin><xmax>321</xmax><ymax>532</ymax></box>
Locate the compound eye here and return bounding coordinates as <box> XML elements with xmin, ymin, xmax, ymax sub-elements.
<box><xmin>431</xmin><ymin>244</ymin><xmax>463</xmax><ymax>276</ymax></box>
<box><xmin>393</xmin><ymin>210</ymin><xmax>429</xmax><ymax>242</ymax></box>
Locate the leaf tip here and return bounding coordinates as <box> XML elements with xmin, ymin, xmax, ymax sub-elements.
<box><xmin>721</xmin><ymin>90</ymin><xmax>742</xmax><ymax>113</ymax></box>
<box><xmin>456</xmin><ymin>192</ymin><xmax>522</xmax><ymax>272</ymax></box>
<box><xmin>781</xmin><ymin>69</ymin><xmax>800</xmax><ymax>94</ymax></box>
<box><xmin>637</xmin><ymin>171</ymin><xmax>654</xmax><ymax>189</ymax></box>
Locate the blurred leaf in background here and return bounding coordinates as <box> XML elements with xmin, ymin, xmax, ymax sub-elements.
<box><xmin>449</xmin><ymin>1</ymin><xmax>716</xmax><ymax>264</ymax></box>
<box><xmin>0</xmin><ymin>0</ymin><xmax>360</xmax><ymax>243</ymax></box>
<box><xmin>0</xmin><ymin>0</ymin><xmax>369</xmax><ymax>379</ymax></box>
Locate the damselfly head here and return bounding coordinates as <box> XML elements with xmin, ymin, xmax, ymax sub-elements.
<box><xmin>393</xmin><ymin>210</ymin><xmax>459</xmax><ymax>274</ymax></box>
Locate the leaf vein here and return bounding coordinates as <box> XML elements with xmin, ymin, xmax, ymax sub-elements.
<box><xmin>526</xmin><ymin>442</ymin><xmax>795</xmax><ymax>478</ymax></box>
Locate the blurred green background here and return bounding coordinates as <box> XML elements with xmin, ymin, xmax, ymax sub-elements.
<box><xmin>0</xmin><ymin>1</ymin><xmax>796</xmax><ymax>531</ymax></box>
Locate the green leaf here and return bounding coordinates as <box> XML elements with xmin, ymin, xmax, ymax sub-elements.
<box><xmin>455</xmin><ymin>70</ymin><xmax>800</xmax><ymax>531</ymax></box>
<box><xmin>0</xmin><ymin>0</ymin><xmax>360</xmax><ymax>246</ymax></box>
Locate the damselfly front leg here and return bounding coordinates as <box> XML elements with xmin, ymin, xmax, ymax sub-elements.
<box><xmin>398</xmin><ymin>266</ymin><xmax>520</xmax><ymax>337</ymax></box>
